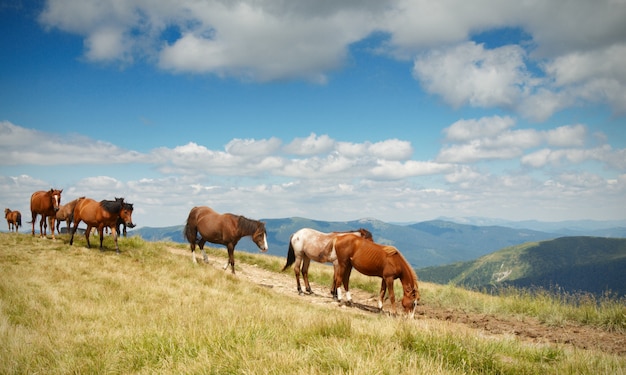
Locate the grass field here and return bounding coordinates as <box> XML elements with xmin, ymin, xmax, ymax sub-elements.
<box><xmin>1</xmin><ymin>232</ymin><xmax>624</xmax><ymax>374</ymax></box>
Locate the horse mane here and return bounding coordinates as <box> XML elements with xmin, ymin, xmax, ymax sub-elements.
<box><xmin>362</xmin><ymin>240</ymin><xmax>418</xmax><ymax>287</ymax></box>
<box><xmin>333</xmin><ymin>228</ymin><xmax>373</xmax><ymax>240</ymax></box>
<box><xmin>395</xmin><ymin>250</ymin><xmax>419</xmax><ymax>288</ymax></box>
<box><xmin>100</xmin><ymin>199</ymin><xmax>123</xmax><ymax>214</ymax></box>
<box><xmin>237</xmin><ymin>215</ymin><xmax>264</xmax><ymax>233</ymax></box>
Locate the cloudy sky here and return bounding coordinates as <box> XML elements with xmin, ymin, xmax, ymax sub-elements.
<box><xmin>1</xmin><ymin>0</ymin><xmax>625</xmax><ymax>230</ymax></box>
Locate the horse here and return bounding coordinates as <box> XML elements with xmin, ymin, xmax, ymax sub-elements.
<box><xmin>281</xmin><ymin>228</ymin><xmax>373</xmax><ymax>295</ymax></box>
<box><xmin>184</xmin><ymin>206</ymin><xmax>268</xmax><ymax>274</ymax></box>
<box><xmin>30</xmin><ymin>189</ymin><xmax>63</xmax><ymax>239</ymax></box>
<box><xmin>4</xmin><ymin>208</ymin><xmax>22</xmax><ymax>232</ymax></box>
<box><xmin>69</xmin><ymin>197</ymin><xmax>136</xmax><ymax>253</ymax></box>
<box><xmin>329</xmin><ymin>234</ymin><xmax>420</xmax><ymax>317</ymax></box>
<box><xmin>55</xmin><ymin>197</ymin><xmax>85</xmax><ymax>233</ymax></box>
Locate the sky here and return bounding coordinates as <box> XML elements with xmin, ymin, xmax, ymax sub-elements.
<box><xmin>1</xmin><ymin>0</ymin><xmax>625</xmax><ymax>230</ymax></box>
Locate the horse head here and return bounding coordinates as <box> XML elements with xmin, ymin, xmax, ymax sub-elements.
<box><xmin>119</xmin><ymin>203</ymin><xmax>136</xmax><ymax>229</ymax></box>
<box><xmin>252</xmin><ymin>221</ymin><xmax>268</xmax><ymax>252</ymax></box>
<box><xmin>401</xmin><ymin>282</ymin><xmax>420</xmax><ymax>316</ymax></box>
<box><xmin>50</xmin><ymin>189</ymin><xmax>63</xmax><ymax>211</ymax></box>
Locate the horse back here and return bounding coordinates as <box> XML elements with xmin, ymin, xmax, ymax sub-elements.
<box><xmin>192</xmin><ymin>206</ymin><xmax>238</xmax><ymax>243</ymax></box>
<box><xmin>75</xmin><ymin>198</ymin><xmax>116</xmax><ymax>226</ymax></box>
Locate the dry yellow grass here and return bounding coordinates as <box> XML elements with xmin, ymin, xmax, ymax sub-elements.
<box><xmin>1</xmin><ymin>233</ymin><xmax>624</xmax><ymax>374</ymax></box>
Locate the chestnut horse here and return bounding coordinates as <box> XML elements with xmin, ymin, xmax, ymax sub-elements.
<box><xmin>4</xmin><ymin>208</ymin><xmax>22</xmax><ymax>232</ymax></box>
<box><xmin>69</xmin><ymin>197</ymin><xmax>136</xmax><ymax>253</ymax></box>
<box><xmin>329</xmin><ymin>234</ymin><xmax>420</xmax><ymax>316</ymax></box>
<box><xmin>30</xmin><ymin>189</ymin><xmax>63</xmax><ymax>239</ymax></box>
<box><xmin>55</xmin><ymin>197</ymin><xmax>85</xmax><ymax>233</ymax></box>
<box><xmin>281</xmin><ymin>228</ymin><xmax>373</xmax><ymax>295</ymax></box>
<box><xmin>184</xmin><ymin>206</ymin><xmax>268</xmax><ymax>274</ymax></box>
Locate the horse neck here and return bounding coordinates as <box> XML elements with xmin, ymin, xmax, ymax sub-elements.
<box><xmin>396</xmin><ymin>254</ymin><xmax>417</xmax><ymax>292</ymax></box>
<box><xmin>237</xmin><ymin>216</ymin><xmax>260</xmax><ymax>236</ymax></box>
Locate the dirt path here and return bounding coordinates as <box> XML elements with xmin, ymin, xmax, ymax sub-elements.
<box><xmin>168</xmin><ymin>247</ymin><xmax>625</xmax><ymax>356</ymax></box>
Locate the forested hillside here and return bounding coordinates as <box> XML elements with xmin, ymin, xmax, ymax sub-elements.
<box><xmin>417</xmin><ymin>237</ymin><xmax>626</xmax><ymax>297</ymax></box>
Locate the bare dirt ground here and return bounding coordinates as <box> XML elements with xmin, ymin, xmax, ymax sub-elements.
<box><xmin>168</xmin><ymin>247</ymin><xmax>625</xmax><ymax>356</ymax></box>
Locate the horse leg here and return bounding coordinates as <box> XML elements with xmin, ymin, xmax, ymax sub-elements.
<box><xmin>332</xmin><ymin>264</ymin><xmax>343</xmax><ymax>301</ymax></box>
<box><xmin>31</xmin><ymin>212</ymin><xmax>36</xmax><ymax>236</ymax></box>
<box><xmin>377</xmin><ymin>279</ymin><xmax>388</xmax><ymax>312</ymax></box>
<box><xmin>199</xmin><ymin>240</ymin><xmax>209</xmax><ymax>263</ymax></box>
<box><xmin>98</xmin><ymin>225</ymin><xmax>105</xmax><ymax>251</ymax></box>
<box><xmin>301</xmin><ymin>257</ymin><xmax>313</xmax><ymax>294</ymax></box>
<box><xmin>39</xmin><ymin>216</ymin><xmax>45</xmax><ymax>238</ymax></box>
<box><xmin>385</xmin><ymin>277</ymin><xmax>397</xmax><ymax>315</ymax></box>
<box><xmin>342</xmin><ymin>266</ymin><xmax>353</xmax><ymax>306</ymax></box>
<box><xmin>112</xmin><ymin>227</ymin><xmax>120</xmax><ymax>253</ymax></box>
<box><xmin>225</xmin><ymin>244</ymin><xmax>235</xmax><ymax>274</ymax></box>
<box><xmin>49</xmin><ymin>216</ymin><xmax>56</xmax><ymax>240</ymax></box>
<box><xmin>293</xmin><ymin>256</ymin><xmax>303</xmax><ymax>294</ymax></box>
<box><xmin>84</xmin><ymin>225</ymin><xmax>92</xmax><ymax>248</ymax></box>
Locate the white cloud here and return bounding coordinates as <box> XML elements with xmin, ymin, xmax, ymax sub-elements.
<box><xmin>37</xmin><ymin>0</ymin><xmax>626</xmax><ymax>116</ymax></box>
<box><xmin>438</xmin><ymin>117</ymin><xmax>597</xmax><ymax>164</ymax></box>
<box><xmin>284</xmin><ymin>133</ymin><xmax>334</xmax><ymax>156</ymax></box>
<box><xmin>0</xmin><ymin>121</ymin><xmax>145</xmax><ymax>166</ymax></box>
<box><xmin>413</xmin><ymin>42</ymin><xmax>529</xmax><ymax>109</ymax></box>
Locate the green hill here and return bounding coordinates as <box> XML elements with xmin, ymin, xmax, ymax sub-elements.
<box><xmin>417</xmin><ymin>237</ymin><xmax>626</xmax><ymax>297</ymax></box>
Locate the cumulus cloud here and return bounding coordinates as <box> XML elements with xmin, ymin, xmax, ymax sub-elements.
<box><xmin>413</xmin><ymin>42</ymin><xmax>529</xmax><ymax>109</ymax></box>
<box><xmin>37</xmin><ymin>0</ymin><xmax>626</xmax><ymax>117</ymax></box>
<box><xmin>437</xmin><ymin>116</ymin><xmax>595</xmax><ymax>164</ymax></box>
<box><xmin>0</xmin><ymin>121</ymin><xmax>145</xmax><ymax>166</ymax></box>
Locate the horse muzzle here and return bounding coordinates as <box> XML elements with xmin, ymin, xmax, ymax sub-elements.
<box><xmin>126</xmin><ymin>222</ymin><xmax>136</xmax><ymax>229</ymax></box>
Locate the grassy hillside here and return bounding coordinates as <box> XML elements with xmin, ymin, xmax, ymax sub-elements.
<box><xmin>1</xmin><ymin>233</ymin><xmax>625</xmax><ymax>374</ymax></box>
<box><xmin>417</xmin><ymin>237</ymin><xmax>626</xmax><ymax>297</ymax></box>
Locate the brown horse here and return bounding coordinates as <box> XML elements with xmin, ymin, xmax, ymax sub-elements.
<box><xmin>30</xmin><ymin>189</ymin><xmax>63</xmax><ymax>239</ymax></box>
<box><xmin>329</xmin><ymin>234</ymin><xmax>420</xmax><ymax>316</ymax></box>
<box><xmin>55</xmin><ymin>197</ymin><xmax>85</xmax><ymax>233</ymax></box>
<box><xmin>69</xmin><ymin>197</ymin><xmax>136</xmax><ymax>253</ymax></box>
<box><xmin>281</xmin><ymin>228</ymin><xmax>373</xmax><ymax>295</ymax></box>
<box><xmin>4</xmin><ymin>208</ymin><xmax>22</xmax><ymax>232</ymax></box>
<box><xmin>184</xmin><ymin>206</ymin><xmax>268</xmax><ymax>274</ymax></box>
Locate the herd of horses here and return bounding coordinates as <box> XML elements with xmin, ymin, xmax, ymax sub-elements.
<box><xmin>5</xmin><ymin>189</ymin><xmax>136</xmax><ymax>253</ymax></box>
<box><xmin>5</xmin><ymin>189</ymin><xmax>420</xmax><ymax>316</ymax></box>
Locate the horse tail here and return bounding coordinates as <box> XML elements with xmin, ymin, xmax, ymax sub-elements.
<box><xmin>183</xmin><ymin>218</ymin><xmax>197</xmax><ymax>245</ymax></box>
<box><xmin>16</xmin><ymin>212</ymin><xmax>22</xmax><ymax>227</ymax></box>
<box><xmin>281</xmin><ymin>237</ymin><xmax>296</xmax><ymax>272</ymax></box>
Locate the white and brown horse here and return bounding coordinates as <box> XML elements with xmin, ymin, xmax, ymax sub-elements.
<box><xmin>282</xmin><ymin>228</ymin><xmax>373</xmax><ymax>295</ymax></box>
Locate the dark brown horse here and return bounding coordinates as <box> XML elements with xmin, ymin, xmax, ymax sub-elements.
<box><xmin>329</xmin><ymin>234</ymin><xmax>420</xmax><ymax>316</ymax></box>
<box><xmin>30</xmin><ymin>189</ymin><xmax>63</xmax><ymax>239</ymax></box>
<box><xmin>69</xmin><ymin>197</ymin><xmax>136</xmax><ymax>253</ymax></box>
<box><xmin>4</xmin><ymin>208</ymin><xmax>22</xmax><ymax>232</ymax></box>
<box><xmin>184</xmin><ymin>206</ymin><xmax>268</xmax><ymax>274</ymax></box>
<box><xmin>55</xmin><ymin>197</ymin><xmax>85</xmax><ymax>233</ymax></box>
<box><xmin>281</xmin><ymin>228</ymin><xmax>373</xmax><ymax>295</ymax></box>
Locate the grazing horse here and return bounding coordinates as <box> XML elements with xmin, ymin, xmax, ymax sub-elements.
<box><xmin>69</xmin><ymin>197</ymin><xmax>136</xmax><ymax>253</ymax></box>
<box><xmin>184</xmin><ymin>206</ymin><xmax>268</xmax><ymax>274</ymax></box>
<box><xmin>281</xmin><ymin>228</ymin><xmax>373</xmax><ymax>295</ymax></box>
<box><xmin>329</xmin><ymin>234</ymin><xmax>420</xmax><ymax>316</ymax></box>
<box><xmin>30</xmin><ymin>189</ymin><xmax>63</xmax><ymax>239</ymax></box>
<box><xmin>55</xmin><ymin>197</ymin><xmax>85</xmax><ymax>233</ymax></box>
<box><xmin>4</xmin><ymin>208</ymin><xmax>22</xmax><ymax>232</ymax></box>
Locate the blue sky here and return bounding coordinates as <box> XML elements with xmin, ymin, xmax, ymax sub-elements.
<box><xmin>1</xmin><ymin>0</ymin><xmax>625</xmax><ymax>229</ymax></box>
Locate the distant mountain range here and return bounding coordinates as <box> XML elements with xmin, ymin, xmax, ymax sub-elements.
<box><xmin>416</xmin><ymin>237</ymin><xmax>626</xmax><ymax>297</ymax></box>
<box><xmin>129</xmin><ymin>217</ymin><xmax>626</xmax><ymax>269</ymax></box>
